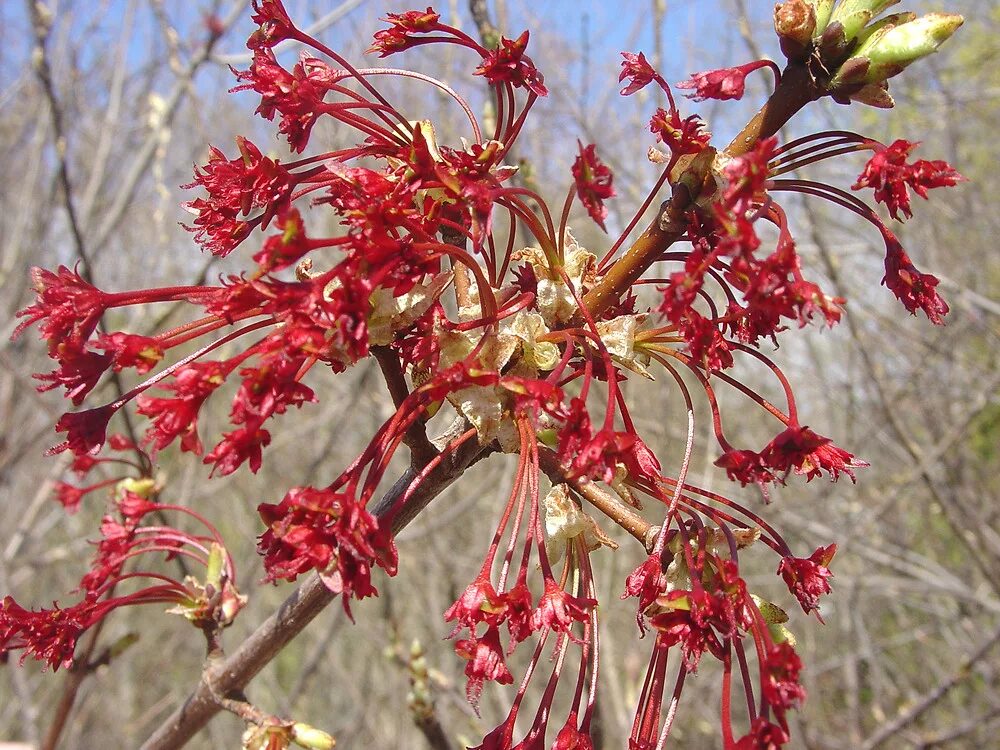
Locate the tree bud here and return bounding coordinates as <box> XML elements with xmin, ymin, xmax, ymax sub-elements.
<box><xmin>775</xmin><ymin>0</ymin><xmax>817</xmax><ymax>60</ymax></box>
<box><xmin>861</xmin><ymin>13</ymin><xmax>963</xmax><ymax>81</ymax></box>
<box><xmin>292</xmin><ymin>723</ymin><xmax>336</xmax><ymax>750</ymax></box>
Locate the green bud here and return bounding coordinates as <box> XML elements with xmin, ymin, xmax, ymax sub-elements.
<box><xmin>119</xmin><ymin>476</ymin><xmax>157</xmax><ymax>498</ymax></box>
<box><xmin>829</xmin><ymin>0</ymin><xmax>902</xmax><ymax>43</ymax></box>
<box><xmin>768</xmin><ymin>623</ymin><xmax>798</xmax><ymax>648</ymax></box>
<box><xmin>537</xmin><ymin>427</ymin><xmax>558</xmax><ymax>447</ymax></box>
<box><xmin>205</xmin><ymin>542</ymin><xmax>225</xmax><ymax>590</ymax></box>
<box><xmin>854</xmin><ymin>11</ymin><xmax>916</xmax><ymax>47</ymax></box>
<box><xmin>292</xmin><ymin>723</ymin><xmax>336</xmax><ymax>750</ymax></box>
<box><xmin>862</xmin><ymin>13</ymin><xmax>964</xmax><ymax>82</ymax></box>
<box><xmin>832</xmin><ymin>8</ymin><xmax>875</xmax><ymax>44</ymax></box>
<box><xmin>751</xmin><ymin>594</ymin><xmax>789</xmax><ymax>625</ymax></box>
<box><xmin>831</xmin><ymin>0</ymin><xmax>899</xmax><ymax>24</ymax></box>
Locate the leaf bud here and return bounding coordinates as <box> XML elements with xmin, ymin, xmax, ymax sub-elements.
<box><xmin>292</xmin><ymin>723</ymin><xmax>336</xmax><ymax>750</ymax></box>
<box><xmin>859</xmin><ymin>13</ymin><xmax>963</xmax><ymax>82</ymax></box>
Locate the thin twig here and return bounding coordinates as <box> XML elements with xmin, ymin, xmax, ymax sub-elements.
<box><xmin>140</xmin><ymin>433</ymin><xmax>487</xmax><ymax>749</ymax></box>
<box><xmin>372</xmin><ymin>346</ymin><xmax>438</xmax><ymax>465</ymax></box>
<box><xmin>860</xmin><ymin>622</ymin><xmax>1000</xmax><ymax>749</ymax></box>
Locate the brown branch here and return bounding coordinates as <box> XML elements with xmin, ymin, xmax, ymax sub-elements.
<box><xmin>140</xmin><ymin>435</ymin><xmax>486</xmax><ymax>749</ymax></box>
<box><xmin>414</xmin><ymin>714</ymin><xmax>457</xmax><ymax>750</ymax></box>
<box><xmin>724</xmin><ymin>62</ymin><xmax>818</xmax><ymax>157</ymax></box>
<box><xmin>372</xmin><ymin>346</ymin><xmax>438</xmax><ymax>465</ymax></box>
<box><xmin>582</xmin><ymin>61</ymin><xmax>821</xmax><ymax>320</ymax></box>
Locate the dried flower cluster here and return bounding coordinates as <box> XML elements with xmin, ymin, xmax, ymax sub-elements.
<box><xmin>4</xmin><ymin>1</ymin><xmax>965</xmax><ymax>748</ymax></box>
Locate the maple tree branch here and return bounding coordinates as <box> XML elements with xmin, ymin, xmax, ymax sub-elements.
<box><xmin>140</xmin><ymin>27</ymin><xmax>826</xmax><ymax>750</ymax></box>
<box><xmin>140</xmin><ymin>433</ymin><xmax>485</xmax><ymax>749</ymax></box>
<box><xmin>537</xmin><ymin>447</ymin><xmax>656</xmax><ymax>551</ymax></box>
<box><xmin>582</xmin><ymin>61</ymin><xmax>820</xmax><ymax>320</ymax></box>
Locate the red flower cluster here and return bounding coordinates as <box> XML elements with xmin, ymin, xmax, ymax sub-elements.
<box><xmin>3</xmin><ymin>484</ymin><xmax>245</xmax><ymax>669</ymax></box>
<box><xmin>853</xmin><ymin>139</ymin><xmax>964</xmax><ymax>221</ymax></box>
<box><xmin>9</xmin><ymin>2</ymin><xmax>967</xmax><ymax>748</ymax></box>
<box><xmin>474</xmin><ymin>31</ymin><xmax>548</xmax><ymax>97</ymax></box>
<box><xmin>258</xmin><ymin>486</ymin><xmax>397</xmax><ymax>618</ymax></box>
<box><xmin>778</xmin><ymin>544</ymin><xmax>837</xmax><ymax>615</ymax></box>
<box><xmin>572</xmin><ymin>141</ymin><xmax>615</xmax><ymax>231</ymax></box>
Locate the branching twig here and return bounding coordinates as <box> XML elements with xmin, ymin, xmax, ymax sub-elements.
<box><xmin>537</xmin><ymin>447</ymin><xmax>655</xmax><ymax>551</ymax></box>
<box><xmin>860</xmin><ymin>622</ymin><xmax>1000</xmax><ymax>749</ymax></box>
<box><xmin>140</xmin><ymin>431</ymin><xmax>487</xmax><ymax>749</ymax></box>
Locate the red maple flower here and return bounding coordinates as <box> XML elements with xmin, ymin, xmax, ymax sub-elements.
<box><xmin>117</xmin><ymin>490</ymin><xmax>158</xmax><ymax>520</ymax></box>
<box><xmin>53</xmin><ymin>481</ymin><xmax>87</xmax><ymax>514</ymax></box>
<box><xmin>49</xmin><ymin>404</ymin><xmax>119</xmax><ymax>457</ymax></box>
<box><xmin>760</xmin><ymin>425</ymin><xmax>831</xmax><ymax>475</ymax></box>
<box><xmin>231</xmin><ymin>50</ymin><xmax>340</xmax><ymax>152</ymax></box>
<box><xmin>571</xmin><ymin>141</ymin><xmax>615</xmax><ymax>231</ymax></box>
<box><xmin>881</xmin><ymin>233</ymin><xmax>950</xmax><ymax>324</ymax></box>
<box><xmin>474</xmin><ymin>31</ymin><xmax>548</xmax><ymax>97</ymax></box>
<box><xmin>714</xmin><ymin>447</ymin><xmax>776</xmax><ymax>489</ymax></box>
<box><xmin>619</xmin><ymin>51</ymin><xmax>660</xmax><ymax>96</ymax></box>
<box><xmin>205</xmin><ymin>424</ymin><xmax>272</xmax><ymax>476</ymax></box>
<box><xmin>649</xmin><ymin>107</ymin><xmax>711</xmax><ymax>156</ymax></box>
<box><xmin>677</xmin><ymin>60</ymin><xmax>777</xmax><ymax>102</ymax></box>
<box><xmin>801</xmin><ymin>440</ymin><xmax>866</xmax><ymax>482</ymax></box>
<box><xmin>853</xmin><ymin>139</ymin><xmax>964</xmax><ymax>221</ymax></box>
<box><xmin>530</xmin><ymin>578</ymin><xmax>597</xmax><ymax>635</ymax></box>
<box><xmin>248</xmin><ymin>0</ymin><xmax>297</xmax><ymax>48</ymax></box>
<box><xmin>13</xmin><ymin>265</ymin><xmax>107</xmax><ymax>354</ymax></box>
<box><xmin>679</xmin><ymin>311</ymin><xmax>734</xmax><ymax>371</ymax></box>
<box><xmin>777</xmin><ymin>543</ymin><xmax>836</xmax><ymax>615</ymax></box>
<box><xmin>258</xmin><ymin>486</ymin><xmax>396</xmax><ymax>617</ymax></box>
<box><xmin>230</xmin><ymin>352</ymin><xmax>317</xmax><ymax>427</ymax></box>
<box><xmin>500</xmin><ymin>578</ymin><xmax>536</xmax><ymax>649</ymax></box>
<box><xmin>762</xmin><ymin>641</ymin><xmax>806</xmax><ymax>720</ymax></box>
<box><xmin>560</xmin><ymin>412</ymin><xmax>639</xmax><ymax>484</ymax></box>
<box><xmin>79</xmin><ymin>514</ymin><xmax>139</xmax><ymax>594</ymax></box>
<box><xmin>183</xmin><ymin>136</ymin><xmax>292</xmax><ymax>254</ymax></box>
<box><xmin>0</xmin><ymin>596</ymin><xmax>109</xmax><ymax>670</ymax></box>
<box><xmin>368</xmin><ymin>8</ymin><xmax>442</xmax><ymax>57</ymax></box>
<box><xmin>455</xmin><ymin>625</ymin><xmax>514</xmax><ymax>707</ymax></box>
<box><xmin>252</xmin><ymin>207</ymin><xmax>316</xmax><ymax>272</ymax></box>
<box><xmin>622</xmin><ymin>554</ymin><xmax>668</xmax><ymax>629</ymax></box>
<box><xmin>444</xmin><ymin>574</ymin><xmax>507</xmax><ymax>636</ymax></box>
<box><xmin>650</xmin><ymin>599</ymin><xmax>717</xmax><ymax>672</ymax></box>
<box><xmin>94</xmin><ymin>333</ymin><xmax>164</xmax><ymax>374</ymax></box>
<box><xmin>137</xmin><ymin>360</ymin><xmax>230</xmax><ymax>454</ymax></box>
<box><xmin>734</xmin><ymin>717</ymin><xmax>790</xmax><ymax>750</ymax></box>
<box><xmin>720</xmin><ymin>136</ymin><xmax>779</xmax><ymax>216</ymax></box>
<box><xmin>551</xmin><ymin>713</ymin><xmax>593</xmax><ymax>750</ymax></box>
<box><xmin>759</xmin><ymin>424</ymin><xmax>865</xmax><ymax>482</ymax></box>
<box><xmin>34</xmin><ymin>349</ymin><xmax>113</xmax><ymax>406</ymax></box>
